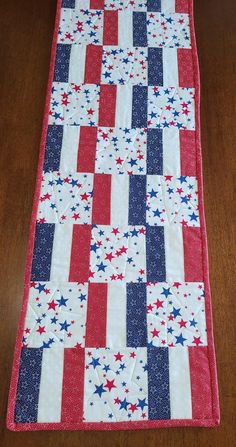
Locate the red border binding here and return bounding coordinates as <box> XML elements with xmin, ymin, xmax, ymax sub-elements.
<box><xmin>6</xmin><ymin>0</ymin><xmax>220</xmax><ymax>431</ymax></box>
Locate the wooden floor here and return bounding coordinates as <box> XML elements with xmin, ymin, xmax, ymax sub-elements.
<box><xmin>0</xmin><ymin>0</ymin><xmax>235</xmax><ymax>445</ymax></box>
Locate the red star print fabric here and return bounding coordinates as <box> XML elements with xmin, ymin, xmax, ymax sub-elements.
<box><xmin>7</xmin><ymin>0</ymin><xmax>220</xmax><ymax>431</ymax></box>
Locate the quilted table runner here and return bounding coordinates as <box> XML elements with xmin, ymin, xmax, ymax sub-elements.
<box><xmin>7</xmin><ymin>0</ymin><xmax>220</xmax><ymax>431</ymax></box>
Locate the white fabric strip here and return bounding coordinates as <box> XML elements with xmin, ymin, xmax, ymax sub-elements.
<box><xmin>163</xmin><ymin>48</ymin><xmax>179</xmax><ymax>86</ymax></box>
<box><xmin>169</xmin><ymin>347</ymin><xmax>192</xmax><ymax>419</ymax></box>
<box><xmin>115</xmin><ymin>85</ymin><xmax>132</xmax><ymax>128</ymax></box>
<box><xmin>164</xmin><ymin>225</ymin><xmax>184</xmax><ymax>281</ymax></box>
<box><xmin>163</xmin><ymin>127</ymin><xmax>181</xmax><ymax>175</ymax></box>
<box><xmin>50</xmin><ymin>223</ymin><xmax>73</xmax><ymax>281</ymax></box>
<box><xmin>118</xmin><ymin>10</ymin><xmax>133</xmax><ymax>47</ymax></box>
<box><xmin>37</xmin><ymin>347</ymin><xmax>64</xmax><ymax>422</ymax></box>
<box><xmin>106</xmin><ymin>282</ymin><xmax>127</xmax><ymax>347</ymax></box>
<box><xmin>60</xmin><ymin>125</ymin><xmax>80</xmax><ymax>172</ymax></box>
<box><xmin>161</xmin><ymin>0</ymin><xmax>176</xmax><ymax>13</ymax></box>
<box><xmin>68</xmin><ymin>45</ymin><xmax>86</xmax><ymax>84</ymax></box>
<box><xmin>111</xmin><ymin>174</ymin><xmax>129</xmax><ymax>225</ymax></box>
<box><xmin>77</xmin><ymin>0</ymin><xmax>90</xmax><ymax>8</ymax></box>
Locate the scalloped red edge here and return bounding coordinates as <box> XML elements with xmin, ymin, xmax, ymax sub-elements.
<box><xmin>6</xmin><ymin>0</ymin><xmax>220</xmax><ymax>431</ymax></box>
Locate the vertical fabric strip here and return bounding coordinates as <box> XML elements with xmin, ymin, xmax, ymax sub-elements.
<box><xmin>133</xmin><ymin>12</ymin><xmax>147</xmax><ymax>47</ymax></box>
<box><xmin>77</xmin><ymin>126</ymin><xmax>97</xmax><ymax>173</ymax></box>
<box><xmin>106</xmin><ymin>283</ymin><xmax>126</xmax><ymax>348</ymax></box>
<box><xmin>68</xmin><ymin>45</ymin><xmax>86</xmax><ymax>84</ymax></box>
<box><xmin>163</xmin><ymin>127</ymin><xmax>181</xmax><ymax>175</ymax></box>
<box><xmin>44</xmin><ymin>125</ymin><xmax>63</xmax><ymax>172</ymax></box>
<box><xmin>61</xmin><ymin>348</ymin><xmax>85</xmax><ymax>422</ymax></box>
<box><xmin>86</xmin><ymin>283</ymin><xmax>107</xmax><ymax>347</ymax></box>
<box><xmin>161</xmin><ymin>0</ymin><xmax>175</xmax><ymax>12</ymax></box>
<box><xmin>111</xmin><ymin>174</ymin><xmax>129</xmax><ymax>225</ymax></box>
<box><xmin>128</xmin><ymin>175</ymin><xmax>146</xmax><ymax>225</ymax></box>
<box><xmin>118</xmin><ymin>10</ymin><xmax>133</xmax><ymax>47</ymax></box>
<box><xmin>116</xmin><ymin>85</ymin><xmax>132</xmax><ymax>128</ymax></box>
<box><xmin>37</xmin><ymin>347</ymin><xmax>64</xmax><ymax>423</ymax></box>
<box><xmin>98</xmin><ymin>85</ymin><xmax>117</xmax><ymax>127</ymax></box>
<box><xmin>54</xmin><ymin>44</ymin><xmax>71</xmax><ymax>83</ymax></box>
<box><xmin>183</xmin><ymin>227</ymin><xmax>203</xmax><ymax>282</ymax></box>
<box><xmin>165</xmin><ymin>225</ymin><xmax>184</xmax><ymax>281</ymax></box>
<box><xmin>169</xmin><ymin>347</ymin><xmax>192</xmax><ymax>419</ymax></box>
<box><xmin>148</xmin><ymin>48</ymin><xmax>163</xmax><ymax>86</ymax></box>
<box><xmin>180</xmin><ymin>129</ymin><xmax>196</xmax><ymax>176</ymax></box>
<box><xmin>50</xmin><ymin>223</ymin><xmax>73</xmax><ymax>282</ymax></box>
<box><xmin>69</xmin><ymin>224</ymin><xmax>91</xmax><ymax>282</ymax></box>
<box><xmin>127</xmin><ymin>283</ymin><xmax>147</xmax><ymax>347</ymax></box>
<box><xmin>189</xmin><ymin>346</ymin><xmax>213</xmax><ymax>420</ymax></box>
<box><xmin>147</xmin><ymin>128</ymin><xmax>163</xmax><ymax>174</ymax></box>
<box><xmin>147</xmin><ymin>347</ymin><xmax>170</xmax><ymax>420</ymax></box>
<box><xmin>62</xmin><ymin>0</ymin><xmax>75</xmax><ymax>7</ymax></box>
<box><xmin>60</xmin><ymin>126</ymin><xmax>80</xmax><ymax>172</ymax></box>
<box><xmin>146</xmin><ymin>225</ymin><xmax>166</xmax><ymax>282</ymax></box>
<box><xmin>90</xmin><ymin>0</ymin><xmax>104</xmax><ymax>8</ymax></box>
<box><xmin>175</xmin><ymin>0</ymin><xmax>189</xmax><ymax>13</ymax></box>
<box><xmin>103</xmin><ymin>11</ymin><xmax>118</xmax><ymax>45</ymax></box>
<box><xmin>163</xmin><ymin>48</ymin><xmax>179</xmax><ymax>86</ymax></box>
<box><xmin>178</xmin><ymin>48</ymin><xmax>194</xmax><ymax>87</ymax></box>
<box><xmin>92</xmin><ymin>173</ymin><xmax>111</xmax><ymax>224</ymax></box>
<box><xmin>132</xmin><ymin>86</ymin><xmax>148</xmax><ymax>128</ymax></box>
<box><xmin>84</xmin><ymin>45</ymin><xmax>103</xmax><ymax>84</ymax></box>
<box><xmin>31</xmin><ymin>223</ymin><xmax>55</xmax><ymax>281</ymax></box>
<box><xmin>14</xmin><ymin>348</ymin><xmax>43</xmax><ymax>423</ymax></box>
<box><xmin>147</xmin><ymin>0</ymin><xmax>161</xmax><ymax>11</ymax></box>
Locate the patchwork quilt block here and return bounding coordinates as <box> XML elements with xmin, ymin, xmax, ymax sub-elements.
<box><xmin>7</xmin><ymin>0</ymin><xmax>220</xmax><ymax>431</ymax></box>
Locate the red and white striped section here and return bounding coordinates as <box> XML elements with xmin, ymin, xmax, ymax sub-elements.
<box><xmin>163</xmin><ymin>48</ymin><xmax>194</xmax><ymax>87</ymax></box>
<box><xmin>71</xmin><ymin>0</ymin><xmax>189</xmax><ymax>13</ymax></box>
<box><xmin>64</xmin><ymin>46</ymin><xmax>193</xmax><ymax>88</ymax></box>
<box><xmin>163</xmin><ymin>128</ymin><xmax>196</xmax><ymax>176</ymax></box>
<box><xmin>33</xmin><ymin>345</ymin><xmax>212</xmax><ymax>423</ymax></box>
<box><xmin>85</xmin><ymin>282</ymin><xmax>127</xmax><ymax>347</ymax></box>
<box><xmin>92</xmin><ymin>173</ymin><xmax>129</xmax><ymax>225</ymax></box>
<box><xmin>57</xmin><ymin>126</ymin><xmax>197</xmax><ymax>177</ymax></box>
<box><xmin>165</xmin><ymin>225</ymin><xmax>203</xmax><ymax>282</ymax></box>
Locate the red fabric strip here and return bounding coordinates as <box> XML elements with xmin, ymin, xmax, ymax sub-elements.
<box><xmin>92</xmin><ymin>173</ymin><xmax>111</xmax><ymax>224</ymax></box>
<box><xmin>103</xmin><ymin>10</ymin><xmax>118</xmax><ymax>45</ymax></box>
<box><xmin>77</xmin><ymin>126</ymin><xmax>97</xmax><ymax>173</ymax></box>
<box><xmin>90</xmin><ymin>0</ymin><xmax>104</xmax><ymax>9</ymax></box>
<box><xmin>189</xmin><ymin>346</ymin><xmax>213</xmax><ymax>420</ymax></box>
<box><xmin>180</xmin><ymin>130</ymin><xmax>196</xmax><ymax>176</ymax></box>
<box><xmin>183</xmin><ymin>227</ymin><xmax>203</xmax><ymax>282</ymax></box>
<box><xmin>178</xmin><ymin>48</ymin><xmax>194</xmax><ymax>87</ymax></box>
<box><xmin>98</xmin><ymin>84</ymin><xmax>117</xmax><ymax>127</ymax></box>
<box><xmin>85</xmin><ymin>283</ymin><xmax>108</xmax><ymax>347</ymax></box>
<box><xmin>175</xmin><ymin>0</ymin><xmax>189</xmax><ymax>13</ymax></box>
<box><xmin>61</xmin><ymin>348</ymin><xmax>85</xmax><ymax>423</ymax></box>
<box><xmin>84</xmin><ymin>45</ymin><xmax>103</xmax><ymax>84</ymax></box>
<box><xmin>69</xmin><ymin>225</ymin><xmax>91</xmax><ymax>282</ymax></box>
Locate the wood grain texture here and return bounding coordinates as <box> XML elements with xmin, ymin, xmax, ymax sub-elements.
<box><xmin>0</xmin><ymin>0</ymin><xmax>235</xmax><ymax>445</ymax></box>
